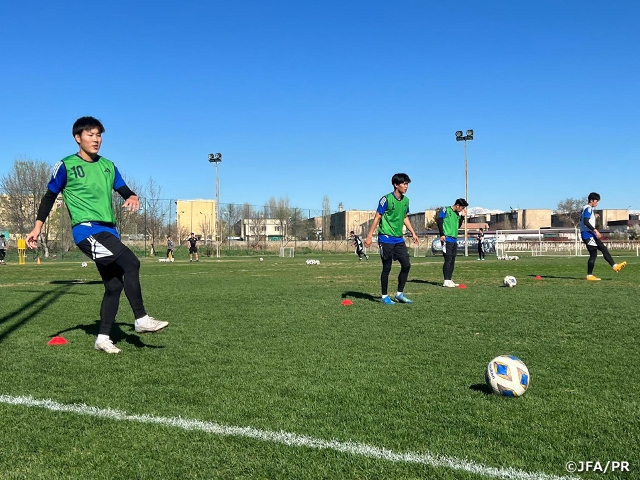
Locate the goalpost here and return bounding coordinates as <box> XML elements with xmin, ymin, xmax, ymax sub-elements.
<box><xmin>495</xmin><ymin>228</ymin><xmax>583</xmax><ymax>258</ymax></box>
<box><xmin>279</xmin><ymin>246</ymin><xmax>295</xmax><ymax>258</ymax></box>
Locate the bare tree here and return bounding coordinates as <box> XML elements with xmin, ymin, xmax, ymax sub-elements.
<box><xmin>268</xmin><ymin>196</ymin><xmax>291</xmax><ymax>243</ymax></box>
<box><xmin>556</xmin><ymin>197</ymin><xmax>587</xmax><ymax>227</ymax></box>
<box><xmin>113</xmin><ymin>174</ymin><xmax>144</xmax><ymax>236</ymax></box>
<box><xmin>221</xmin><ymin>203</ymin><xmax>242</xmax><ymax>245</ymax></box>
<box><xmin>0</xmin><ymin>157</ymin><xmax>53</xmax><ymax>254</ymax></box>
<box><xmin>140</xmin><ymin>177</ymin><xmax>170</xmax><ymax>256</ymax></box>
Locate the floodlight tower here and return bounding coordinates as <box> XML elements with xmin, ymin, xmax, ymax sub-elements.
<box><xmin>455</xmin><ymin>130</ymin><xmax>473</xmax><ymax>256</ymax></box>
<box><xmin>208</xmin><ymin>153</ymin><xmax>222</xmax><ymax>258</ymax></box>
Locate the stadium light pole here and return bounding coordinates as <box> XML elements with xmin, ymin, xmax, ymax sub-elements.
<box><xmin>208</xmin><ymin>153</ymin><xmax>222</xmax><ymax>258</ymax></box>
<box><xmin>455</xmin><ymin>129</ymin><xmax>473</xmax><ymax>256</ymax></box>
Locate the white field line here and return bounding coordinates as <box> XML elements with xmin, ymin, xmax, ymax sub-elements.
<box><xmin>0</xmin><ymin>394</ymin><xmax>579</xmax><ymax>480</ymax></box>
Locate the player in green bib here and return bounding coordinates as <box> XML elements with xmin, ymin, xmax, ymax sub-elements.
<box><xmin>27</xmin><ymin>116</ymin><xmax>169</xmax><ymax>354</ymax></box>
<box><xmin>365</xmin><ymin>173</ymin><xmax>419</xmax><ymax>304</ymax></box>
<box><xmin>436</xmin><ymin>198</ymin><xmax>468</xmax><ymax>287</ymax></box>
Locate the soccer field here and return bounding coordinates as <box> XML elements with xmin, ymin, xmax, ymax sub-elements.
<box><xmin>0</xmin><ymin>254</ymin><xmax>638</xmax><ymax>479</ymax></box>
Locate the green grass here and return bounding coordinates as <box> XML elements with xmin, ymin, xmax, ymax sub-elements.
<box><xmin>0</xmin><ymin>253</ymin><xmax>638</xmax><ymax>479</ymax></box>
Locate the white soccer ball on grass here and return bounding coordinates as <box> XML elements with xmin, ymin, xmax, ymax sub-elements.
<box><xmin>485</xmin><ymin>355</ymin><xmax>530</xmax><ymax>397</ymax></box>
<box><xmin>503</xmin><ymin>275</ymin><xmax>517</xmax><ymax>287</ymax></box>
<box><xmin>81</xmin><ymin>262</ymin><xmax>87</xmax><ymax>268</ymax></box>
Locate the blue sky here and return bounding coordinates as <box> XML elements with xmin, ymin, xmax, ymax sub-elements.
<box><xmin>1</xmin><ymin>1</ymin><xmax>638</xmax><ymax>213</ymax></box>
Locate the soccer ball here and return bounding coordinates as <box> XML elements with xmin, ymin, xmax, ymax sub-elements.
<box><xmin>503</xmin><ymin>275</ymin><xmax>517</xmax><ymax>287</ymax></box>
<box><xmin>485</xmin><ymin>355</ymin><xmax>530</xmax><ymax>397</ymax></box>
<box><xmin>81</xmin><ymin>262</ymin><xmax>87</xmax><ymax>268</ymax></box>
<box><xmin>260</xmin><ymin>257</ymin><xmax>264</xmax><ymax>262</ymax></box>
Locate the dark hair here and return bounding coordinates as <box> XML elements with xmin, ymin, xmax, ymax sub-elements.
<box><xmin>72</xmin><ymin>116</ymin><xmax>105</xmax><ymax>137</ymax></box>
<box><xmin>588</xmin><ymin>192</ymin><xmax>601</xmax><ymax>202</ymax></box>
<box><xmin>454</xmin><ymin>198</ymin><xmax>469</xmax><ymax>207</ymax></box>
<box><xmin>190</xmin><ymin>232</ymin><xmax>195</xmax><ymax>235</ymax></box>
<box><xmin>350</xmin><ymin>231</ymin><xmax>354</xmax><ymax>234</ymax></box>
<box><xmin>391</xmin><ymin>173</ymin><xmax>411</xmax><ymax>186</ymax></box>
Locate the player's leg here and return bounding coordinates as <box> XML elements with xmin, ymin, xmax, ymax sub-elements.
<box><xmin>111</xmin><ymin>247</ymin><xmax>169</xmax><ymax>333</ymax></box>
<box><xmin>443</xmin><ymin>241</ymin><xmax>456</xmax><ymax>285</ymax></box>
<box><xmin>93</xmin><ymin>262</ymin><xmax>124</xmax><ymax>353</ymax></box>
<box><xmin>379</xmin><ymin>243</ymin><xmax>395</xmax><ymax>304</ymax></box>
<box><xmin>595</xmin><ymin>238</ymin><xmax>626</xmax><ymax>272</ymax></box>
<box><xmin>585</xmin><ymin>244</ymin><xmax>600</xmax><ymax>279</ymax></box>
<box><xmin>394</xmin><ymin>243</ymin><xmax>412</xmax><ymax>303</ymax></box>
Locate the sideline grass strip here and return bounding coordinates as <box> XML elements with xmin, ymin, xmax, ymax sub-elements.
<box><xmin>0</xmin><ymin>394</ymin><xmax>580</xmax><ymax>480</ymax></box>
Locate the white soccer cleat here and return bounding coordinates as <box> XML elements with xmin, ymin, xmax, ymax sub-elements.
<box><xmin>95</xmin><ymin>339</ymin><xmax>121</xmax><ymax>354</ymax></box>
<box><xmin>135</xmin><ymin>315</ymin><xmax>169</xmax><ymax>333</ymax></box>
<box><xmin>443</xmin><ymin>280</ymin><xmax>456</xmax><ymax>288</ymax></box>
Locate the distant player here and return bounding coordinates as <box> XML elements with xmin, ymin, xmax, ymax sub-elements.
<box><xmin>364</xmin><ymin>173</ymin><xmax>419</xmax><ymax>304</ymax></box>
<box><xmin>476</xmin><ymin>228</ymin><xmax>485</xmax><ymax>260</ymax></box>
<box><xmin>0</xmin><ymin>234</ymin><xmax>7</xmax><ymax>264</ymax></box>
<box><xmin>437</xmin><ymin>198</ymin><xmax>468</xmax><ymax>287</ymax></box>
<box><xmin>166</xmin><ymin>235</ymin><xmax>175</xmax><ymax>259</ymax></box>
<box><xmin>350</xmin><ymin>230</ymin><xmax>369</xmax><ymax>261</ymax></box>
<box><xmin>26</xmin><ymin>116</ymin><xmax>168</xmax><ymax>354</ymax></box>
<box><xmin>188</xmin><ymin>233</ymin><xmax>199</xmax><ymax>262</ymax></box>
<box><xmin>580</xmin><ymin>192</ymin><xmax>626</xmax><ymax>280</ymax></box>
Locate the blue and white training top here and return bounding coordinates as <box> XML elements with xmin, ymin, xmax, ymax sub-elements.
<box><xmin>579</xmin><ymin>205</ymin><xmax>597</xmax><ymax>240</ymax></box>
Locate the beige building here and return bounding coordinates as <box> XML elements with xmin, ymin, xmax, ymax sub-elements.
<box><xmin>329</xmin><ymin>209</ymin><xmax>377</xmax><ymax>238</ymax></box>
<box><xmin>241</xmin><ymin>217</ymin><xmax>288</xmax><ymax>242</ymax></box>
<box><xmin>491</xmin><ymin>209</ymin><xmax>552</xmax><ymax>229</ymax></box>
<box><xmin>408</xmin><ymin>209</ymin><xmax>438</xmax><ymax>233</ymax></box>
<box><xmin>176</xmin><ymin>199</ymin><xmax>216</xmax><ymax>242</ymax></box>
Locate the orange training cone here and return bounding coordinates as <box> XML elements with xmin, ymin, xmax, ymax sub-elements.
<box><xmin>48</xmin><ymin>336</ymin><xmax>68</xmax><ymax>346</ymax></box>
<box><xmin>341</xmin><ymin>299</ymin><xmax>353</xmax><ymax>306</ymax></box>
<box><xmin>37</xmin><ymin>257</ymin><xmax>41</xmax><ymax>265</ymax></box>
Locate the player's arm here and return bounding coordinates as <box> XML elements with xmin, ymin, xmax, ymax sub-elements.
<box><xmin>27</xmin><ymin>162</ymin><xmax>66</xmax><ymax>249</ymax></box>
<box><xmin>404</xmin><ymin>217</ymin><xmax>419</xmax><ymax>244</ymax></box>
<box><xmin>436</xmin><ymin>211</ymin><xmax>445</xmax><ymax>243</ymax></box>
<box><xmin>113</xmin><ymin>167</ymin><xmax>140</xmax><ymax>211</ymax></box>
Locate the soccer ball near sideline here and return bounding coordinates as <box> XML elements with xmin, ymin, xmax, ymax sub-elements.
<box><xmin>485</xmin><ymin>355</ymin><xmax>530</xmax><ymax>397</ymax></box>
<box><xmin>503</xmin><ymin>275</ymin><xmax>517</xmax><ymax>287</ymax></box>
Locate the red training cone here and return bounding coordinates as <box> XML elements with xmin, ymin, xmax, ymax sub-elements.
<box><xmin>457</xmin><ymin>284</ymin><xmax>467</xmax><ymax>289</ymax></box>
<box><xmin>47</xmin><ymin>336</ymin><xmax>68</xmax><ymax>346</ymax></box>
<box><xmin>341</xmin><ymin>299</ymin><xmax>353</xmax><ymax>306</ymax></box>
<box><xmin>535</xmin><ymin>275</ymin><xmax>543</xmax><ymax>280</ymax></box>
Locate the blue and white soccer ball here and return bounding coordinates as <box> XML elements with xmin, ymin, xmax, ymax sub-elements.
<box><xmin>503</xmin><ymin>275</ymin><xmax>517</xmax><ymax>287</ymax></box>
<box><xmin>485</xmin><ymin>355</ymin><xmax>530</xmax><ymax>397</ymax></box>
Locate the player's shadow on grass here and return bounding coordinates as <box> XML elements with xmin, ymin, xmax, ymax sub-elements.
<box><xmin>526</xmin><ymin>274</ymin><xmax>584</xmax><ymax>280</ymax></box>
<box><xmin>0</xmin><ymin>285</ymin><xmax>71</xmax><ymax>345</ymax></box>
<box><xmin>50</xmin><ymin>280</ymin><xmax>103</xmax><ymax>285</ymax></box>
<box><xmin>469</xmin><ymin>383</ymin><xmax>494</xmax><ymax>395</ymax></box>
<box><xmin>52</xmin><ymin>320</ymin><xmax>165</xmax><ymax>350</ymax></box>
<box><xmin>407</xmin><ymin>279</ymin><xmax>442</xmax><ymax>286</ymax></box>
<box><xmin>341</xmin><ymin>291</ymin><xmax>379</xmax><ymax>302</ymax></box>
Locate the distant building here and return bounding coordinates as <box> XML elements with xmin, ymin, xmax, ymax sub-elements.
<box><xmin>491</xmin><ymin>209</ymin><xmax>552</xmax><ymax>230</ymax></box>
<box><xmin>241</xmin><ymin>217</ymin><xmax>288</xmax><ymax>242</ymax></box>
<box><xmin>176</xmin><ymin>199</ymin><xmax>216</xmax><ymax>241</ymax></box>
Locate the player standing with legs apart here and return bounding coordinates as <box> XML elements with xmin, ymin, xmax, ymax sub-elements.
<box><xmin>580</xmin><ymin>192</ymin><xmax>626</xmax><ymax>280</ymax></box>
<box><xmin>26</xmin><ymin>116</ymin><xmax>168</xmax><ymax>354</ymax></box>
<box><xmin>188</xmin><ymin>233</ymin><xmax>199</xmax><ymax>262</ymax></box>
<box><xmin>350</xmin><ymin>230</ymin><xmax>369</xmax><ymax>261</ymax></box>
<box><xmin>364</xmin><ymin>173</ymin><xmax>419</xmax><ymax>304</ymax></box>
<box><xmin>437</xmin><ymin>198</ymin><xmax>468</xmax><ymax>287</ymax></box>
<box><xmin>476</xmin><ymin>228</ymin><xmax>485</xmax><ymax>260</ymax></box>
